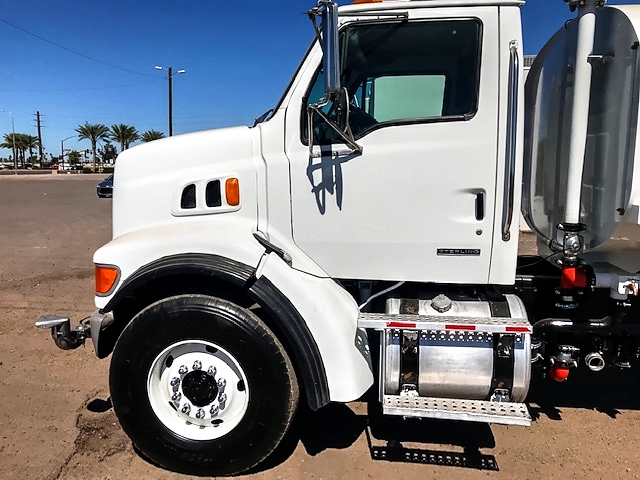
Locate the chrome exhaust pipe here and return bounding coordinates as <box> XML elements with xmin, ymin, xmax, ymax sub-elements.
<box><xmin>585</xmin><ymin>351</ymin><xmax>605</xmax><ymax>372</ymax></box>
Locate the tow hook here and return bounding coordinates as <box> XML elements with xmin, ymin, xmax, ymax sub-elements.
<box><xmin>35</xmin><ymin>315</ymin><xmax>91</xmax><ymax>350</ymax></box>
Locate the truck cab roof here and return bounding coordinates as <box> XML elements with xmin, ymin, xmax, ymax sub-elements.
<box><xmin>340</xmin><ymin>0</ymin><xmax>525</xmax><ymax>14</ymax></box>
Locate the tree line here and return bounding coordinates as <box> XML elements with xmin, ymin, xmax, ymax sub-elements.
<box><xmin>1</xmin><ymin>123</ymin><xmax>166</xmax><ymax>169</ymax></box>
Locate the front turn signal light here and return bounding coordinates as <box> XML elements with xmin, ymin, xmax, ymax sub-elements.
<box><xmin>95</xmin><ymin>265</ymin><xmax>119</xmax><ymax>295</ymax></box>
<box><xmin>226</xmin><ymin>178</ymin><xmax>240</xmax><ymax>206</ymax></box>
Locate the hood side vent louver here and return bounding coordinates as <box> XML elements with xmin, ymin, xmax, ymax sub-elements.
<box><xmin>206</xmin><ymin>180</ymin><xmax>222</xmax><ymax>207</ymax></box>
<box><xmin>181</xmin><ymin>184</ymin><xmax>197</xmax><ymax>209</ymax></box>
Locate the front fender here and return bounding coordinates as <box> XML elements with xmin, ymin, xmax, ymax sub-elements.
<box><xmin>93</xmin><ymin>220</ymin><xmax>336</xmax><ymax>410</ymax></box>
<box><xmin>255</xmin><ymin>253</ymin><xmax>374</xmax><ymax>403</ymax></box>
<box><xmin>94</xmin><ymin>221</ymin><xmax>373</xmax><ymax>408</ymax></box>
<box><xmin>93</xmin><ymin>216</ymin><xmax>265</xmax><ymax>310</ymax></box>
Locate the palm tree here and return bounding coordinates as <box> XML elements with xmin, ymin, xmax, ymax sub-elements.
<box><xmin>24</xmin><ymin>134</ymin><xmax>40</xmax><ymax>166</ymax></box>
<box><xmin>110</xmin><ymin>124</ymin><xmax>139</xmax><ymax>153</ymax></box>
<box><xmin>0</xmin><ymin>133</ymin><xmax>18</xmax><ymax>165</ymax></box>
<box><xmin>141</xmin><ymin>130</ymin><xmax>165</xmax><ymax>142</ymax></box>
<box><xmin>75</xmin><ymin>122</ymin><xmax>110</xmax><ymax>171</ymax></box>
<box><xmin>1</xmin><ymin>133</ymin><xmax>38</xmax><ymax>167</ymax></box>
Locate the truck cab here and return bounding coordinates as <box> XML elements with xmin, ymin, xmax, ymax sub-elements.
<box><xmin>270</xmin><ymin>0</ymin><xmax>523</xmax><ymax>286</ymax></box>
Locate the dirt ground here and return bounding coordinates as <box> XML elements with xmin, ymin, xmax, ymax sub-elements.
<box><xmin>2</xmin><ymin>175</ymin><xmax>640</xmax><ymax>480</ymax></box>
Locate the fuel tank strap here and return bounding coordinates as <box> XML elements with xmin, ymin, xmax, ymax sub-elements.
<box><xmin>489</xmin><ymin>334</ymin><xmax>515</xmax><ymax>400</ymax></box>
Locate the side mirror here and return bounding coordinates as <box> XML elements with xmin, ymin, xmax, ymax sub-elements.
<box><xmin>321</xmin><ymin>1</ymin><xmax>340</xmax><ymax>96</ymax></box>
<box><xmin>307</xmin><ymin>1</ymin><xmax>362</xmax><ymax>156</ymax></box>
<box><xmin>309</xmin><ymin>1</ymin><xmax>341</xmax><ymax>99</ymax></box>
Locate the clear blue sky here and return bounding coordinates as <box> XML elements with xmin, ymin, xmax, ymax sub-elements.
<box><xmin>0</xmin><ymin>0</ymin><xmax>636</xmax><ymax>160</ymax></box>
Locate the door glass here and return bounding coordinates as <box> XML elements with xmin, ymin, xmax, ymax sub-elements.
<box><xmin>369</xmin><ymin>75</ymin><xmax>446</xmax><ymax>121</ymax></box>
<box><xmin>303</xmin><ymin>19</ymin><xmax>481</xmax><ymax>145</ymax></box>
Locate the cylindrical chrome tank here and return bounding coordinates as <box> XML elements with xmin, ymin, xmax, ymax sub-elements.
<box><xmin>523</xmin><ymin>5</ymin><xmax>640</xmax><ymax>272</ymax></box>
<box><xmin>384</xmin><ymin>295</ymin><xmax>531</xmax><ymax>403</ymax></box>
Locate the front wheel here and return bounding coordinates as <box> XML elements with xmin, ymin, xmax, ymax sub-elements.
<box><xmin>109</xmin><ymin>294</ymin><xmax>299</xmax><ymax>476</ymax></box>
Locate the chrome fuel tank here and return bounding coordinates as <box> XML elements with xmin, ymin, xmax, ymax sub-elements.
<box><xmin>383</xmin><ymin>295</ymin><xmax>531</xmax><ymax>403</ymax></box>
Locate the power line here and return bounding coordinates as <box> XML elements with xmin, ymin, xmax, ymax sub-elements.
<box><xmin>0</xmin><ymin>17</ymin><xmax>157</xmax><ymax>78</ymax></box>
<box><xmin>0</xmin><ymin>78</ymin><xmax>164</xmax><ymax>93</ymax></box>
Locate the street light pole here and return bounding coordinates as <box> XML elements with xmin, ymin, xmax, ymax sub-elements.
<box><xmin>155</xmin><ymin>66</ymin><xmax>185</xmax><ymax>136</ymax></box>
<box><xmin>10</xmin><ymin>114</ymin><xmax>16</xmax><ymax>174</ymax></box>
<box><xmin>61</xmin><ymin>135</ymin><xmax>75</xmax><ymax>172</ymax></box>
<box><xmin>168</xmin><ymin>66</ymin><xmax>173</xmax><ymax>137</ymax></box>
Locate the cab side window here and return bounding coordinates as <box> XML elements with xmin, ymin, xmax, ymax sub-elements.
<box><xmin>304</xmin><ymin>19</ymin><xmax>481</xmax><ymax>145</ymax></box>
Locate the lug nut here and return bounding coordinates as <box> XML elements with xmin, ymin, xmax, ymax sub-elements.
<box><xmin>217</xmin><ymin>378</ymin><xmax>226</xmax><ymax>389</ymax></box>
<box><xmin>196</xmin><ymin>408</ymin><xmax>206</xmax><ymax>419</ymax></box>
<box><xmin>178</xmin><ymin>365</ymin><xmax>188</xmax><ymax>375</ymax></box>
<box><xmin>171</xmin><ymin>392</ymin><xmax>182</xmax><ymax>402</ymax></box>
<box><xmin>192</xmin><ymin>360</ymin><xmax>202</xmax><ymax>370</ymax></box>
<box><xmin>181</xmin><ymin>404</ymin><xmax>191</xmax><ymax>414</ymax></box>
<box><xmin>218</xmin><ymin>393</ymin><xmax>227</xmax><ymax>403</ymax></box>
<box><xmin>170</xmin><ymin>377</ymin><xmax>180</xmax><ymax>387</ymax></box>
<box><xmin>207</xmin><ymin>366</ymin><xmax>217</xmax><ymax>376</ymax></box>
<box><xmin>210</xmin><ymin>405</ymin><xmax>219</xmax><ymax>416</ymax></box>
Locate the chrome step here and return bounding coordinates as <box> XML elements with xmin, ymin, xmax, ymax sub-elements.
<box><xmin>358</xmin><ymin>312</ymin><xmax>532</xmax><ymax>334</ymax></box>
<box><xmin>383</xmin><ymin>395</ymin><xmax>531</xmax><ymax>426</ymax></box>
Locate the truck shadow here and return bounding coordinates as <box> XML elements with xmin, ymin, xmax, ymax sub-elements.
<box><xmin>526</xmin><ymin>366</ymin><xmax>640</xmax><ymax>421</ymax></box>
<box><xmin>255</xmin><ymin>398</ymin><xmax>498</xmax><ymax>473</ymax></box>
<box><xmin>259</xmin><ymin>367</ymin><xmax>640</xmax><ymax>474</ymax></box>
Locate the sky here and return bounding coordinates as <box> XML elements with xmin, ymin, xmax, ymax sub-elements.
<box><xmin>0</xmin><ymin>0</ymin><xmax>637</xmax><ymax>160</ymax></box>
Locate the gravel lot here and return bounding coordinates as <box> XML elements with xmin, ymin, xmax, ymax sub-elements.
<box><xmin>2</xmin><ymin>175</ymin><xmax>640</xmax><ymax>480</ymax></box>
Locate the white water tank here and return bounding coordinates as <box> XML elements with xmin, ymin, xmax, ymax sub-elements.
<box><xmin>522</xmin><ymin>5</ymin><xmax>640</xmax><ymax>272</ymax></box>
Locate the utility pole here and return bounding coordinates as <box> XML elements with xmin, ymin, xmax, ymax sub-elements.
<box><xmin>35</xmin><ymin>111</ymin><xmax>44</xmax><ymax>167</ymax></box>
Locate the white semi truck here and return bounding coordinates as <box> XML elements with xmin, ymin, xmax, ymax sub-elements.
<box><xmin>36</xmin><ymin>0</ymin><xmax>640</xmax><ymax>475</ymax></box>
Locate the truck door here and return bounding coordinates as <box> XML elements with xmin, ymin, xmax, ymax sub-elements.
<box><xmin>284</xmin><ymin>8</ymin><xmax>501</xmax><ymax>284</ymax></box>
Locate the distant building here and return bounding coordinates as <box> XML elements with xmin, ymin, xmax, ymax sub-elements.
<box><xmin>524</xmin><ymin>55</ymin><xmax>536</xmax><ymax>82</ymax></box>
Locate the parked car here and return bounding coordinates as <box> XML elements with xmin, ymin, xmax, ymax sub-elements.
<box><xmin>96</xmin><ymin>175</ymin><xmax>113</xmax><ymax>198</ymax></box>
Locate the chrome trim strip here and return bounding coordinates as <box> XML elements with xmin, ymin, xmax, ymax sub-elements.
<box><xmin>502</xmin><ymin>40</ymin><xmax>519</xmax><ymax>241</ymax></box>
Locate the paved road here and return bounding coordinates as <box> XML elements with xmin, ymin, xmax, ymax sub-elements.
<box><xmin>1</xmin><ymin>175</ymin><xmax>640</xmax><ymax>480</ymax></box>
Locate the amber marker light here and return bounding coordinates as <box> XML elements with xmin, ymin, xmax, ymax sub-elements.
<box><xmin>95</xmin><ymin>265</ymin><xmax>119</xmax><ymax>295</ymax></box>
<box><xmin>225</xmin><ymin>178</ymin><xmax>240</xmax><ymax>206</ymax></box>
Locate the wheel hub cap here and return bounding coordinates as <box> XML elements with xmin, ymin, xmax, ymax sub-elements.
<box><xmin>147</xmin><ymin>340</ymin><xmax>249</xmax><ymax>441</ymax></box>
<box><xmin>182</xmin><ymin>370</ymin><xmax>219</xmax><ymax>407</ymax></box>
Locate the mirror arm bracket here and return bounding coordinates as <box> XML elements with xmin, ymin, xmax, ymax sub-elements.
<box><xmin>308</xmin><ymin>10</ymin><xmax>323</xmax><ymax>45</ymax></box>
<box><xmin>307</xmin><ymin>93</ymin><xmax>363</xmax><ymax>157</ymax></box>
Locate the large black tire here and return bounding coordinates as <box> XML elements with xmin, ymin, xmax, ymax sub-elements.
<box><xmin>109</xmin><ymin>294</ymin><xmax>299</xmax><ymax>476</ymax></box>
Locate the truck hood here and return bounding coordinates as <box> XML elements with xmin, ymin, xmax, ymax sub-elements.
<box><xmin>112</xmin><ymin>126</ymin><xmax>258</xmax><ymax>238</ymax></box>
